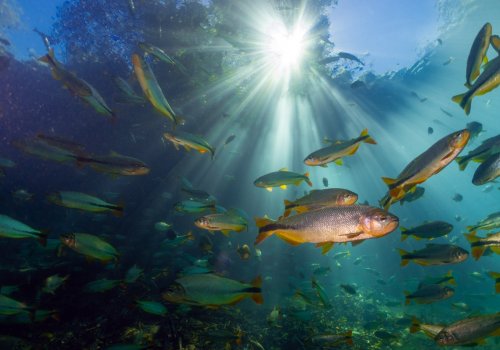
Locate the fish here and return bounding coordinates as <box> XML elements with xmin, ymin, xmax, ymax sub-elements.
<box><xmin>59</xmin><ymin>233</ymin><xmax>119</xmax><ymax>263</ymax></box>
<box><xmin>162</xmin><ymin>274</ymin><xmax>263</xmax><ymax>306</ymax></box>
<box><xmin>312</xmin><ymin>278</ymin><xmax>331</xmax><ymax>308</ymax></box>
<box><xmin>138</xmin><ymin>42</ymin><xmax>175</xmax><ymax>64</ymax></box>
<box><xmin>428</xmin><ymin>127</ymin><xmax>434</xmax><ymax>134</ymax></box>
<box><xmin>410</xmin><ymin>317</ymin><xmax>446</xmax><ymax>339</ymax></box>
<box><xmin>283</xmin><ymin>188</ymin><xmax>358</xmax><ymax>217</ymax></box>
<box><xmin>312</xmin><ymin>266</ymin><xmax>331</xmax><ymax>277</ymax></box>
<box><xmin>491</xmin><ymin>35</ymin><xmax>500</xmax><ymax>52</ymax></box>
<box><xmin>180</xmin><ymin>178</ymin><xmax>212</xmax><ymax>200</ymax></box>
<box><xmin>452</xmin><ymin>302</ymin><xmax>471</xmax><ymax>311</ymax></box>
<box><xmin>404</xmin><ymin>284</ymin><xmax>454</xmax><ymax>305</ymax></box>
<box><xmin>0</xmin><ymin>157</ymin><xmax>15</xmax><ymax>168</ymax></box>
<box><xmin>223</xmin><ymin>134</ymin><xmax>235</xmax><ymax>147</ymax></box>
<box><xmin>400</xmin><ymin>221</ymin><xmax>453</xmax><ymax>241</ymax></box>
<box><xmin>75</xmin><ymin>151</ymin><xmax>150</xmax><ymax>176</ymax></box>
<box><xmin>47</xmin><ymin>191</ymin><xmax>124</xmax><ymax>216</ymax></box>
<box><xmin>472</xmin><ymin>153</ymin><xmax>499</xmax><ymax>185</ymax></box>
<box><xmin>487</xmin><ymin>272</ymin><xmax>500</xmax><ymax>293</ymax></box>
<box><xmin>464</xmin><ymin>231</ymin><xmax>500</xmax><ymax>260</ymax></box>
<box><xmin>398</xmin><ymin>186</ymin><xmax>425</xmax><ymax>206</ymax></box>
<box><xmin>38</xmin><ymin>49</ymin><xmax>116</xmax><ymax>119</ymax></box>
<box><xmin>42</xmin><ymin>274</ymin><xmax>69</xmax><ymax>295</ymax></box>
<box><xmin>0</xmin><ymin>295</ymin><xmax>31</xmax><ymax>316</ymax></box>
<box><xmin>465</xmin><ymin>23</ymin><xmax>492</xmax><ymax>88</ymax></box>
<box><xmin>154</xmin><ymin>222</ymin><xmax>172</xmax><ymax>232</ymax></box>
<box><xmin>466</xmin><ymin>121</ymin><xmax>484</xmax><ymax>142</ymax></box>
<box><xmin>455</xmin><ymin>135</ymin><xmax>500</xmax><ymax>170</ymax></box>
<box><xmin>163</xmin><ymin>131</ymin><xmax>215</xmax><ymax>159</ymax></box>
<box><xmin>434</xmin><ymin>313</ymin><xmax>500</xmax><ymax>346</ymax></box>
<box><xmin>322</xmin><ymin>177</ymin><xmax>328</xmax><ymax>187</ymax></box>
<box><xmin>236</xmin><ymin>244</ymin><xmax>251</xmax><ymax>260</ymax></box>
<box><xmin>124</xmin><ymin>265</ymin><xmax>143</xmax><ymax>284</ymax></box>
<box><xmin>135</xmin><ymin>300</ymin><xmax>167</xmax><ymax>316</ymax></box>
<box><xmin>0</xmin><ymin>214</ymin><xmax>47</xmax><ymax>246</ymax></box>
<box><xmin>340</xmin><ymin>284</ymin><xmax>357</xmax><ymax>295</ymax></box>
<box><xmin>440</xmin><ymin>107</ymin><xmax>454</xmax><ymax>117</ymax></box>
<box><xmin>380</xmin><ymin>129</ymin><xmax>470</xmax><ymax>209</ymax></box>
<box><xmin>174</xmin><ymin>199</ymin><xmax>216</xmax><ymax>214</ymax></box>
<box><xmin>255</xmin><ymin>205</ymin><xmax>398</xmax><ymax>254</ymax></box>
<box><xmin>399</xmin><ymin>244</ymin><xmax>468</xmax><ymax>266</ymax></box>
<box><xmin>160</xmin><ymin>232</ymin><xmax>194</xmax><ymax>249</ymax></box>
<box><xmin>132</xmin><ymin>54</ymin><xmax>180</xmax><ymax>125</ymax></box>
<box><xmin>467</xmin><ymin>212</ymin><xmax>500</xmax><ymax>231</ymax></box>
<box><xmin>13</xmin><ymin>134</ymin><xmax>86</xmax><ymax>164</ymax></box>
<box><xmin>304</xmin><ymin>129</ymin><xmax>376</xmax><ymax>167</ymax></box>
<box><xmin>12</xmin><ymin>189</ymin><xmax>34</xmax><ymax>202</ymax></box>
<box><xmin>84</xmin><ymin>278</ymin><xmax>122</xmax><ymax>293</ymax></box>
<box><xmin>254</xmin><ymin>168</ymin><xmax>312</xmax><ymax>191</ymax></box>
<box><xmin>114</xmin><ymin>77</ymin><xmax>145</xmax><ymax>104</ymax></box>
<box><xmin>418</xmin><ymin>271</ymin><xmax>456</xmax><ymax>287</ymax></box>
<box><xmin>442</xmin><ymin>57</ymin><xmax>455</xmax><ymax>66</ymax></box>
<box><xmin>452</xmin><ymin>193</ymin><xmax>463</xmax><ymax>202</ymax></box>
<box><xmin>452</xmin><ymin>55</ymin><xmax>500</xmax><ymax>115</ymax></box>
<box><xmin>311</xmin><ymin>331</ymin><xmax>353</xmax><ymax>346</ymax></box>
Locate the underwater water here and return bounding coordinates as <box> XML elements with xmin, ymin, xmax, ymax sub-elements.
<box><xmin>0</xmin><ymin>0</ymin><xmax>499</xmax><ymax>349</ymax></box>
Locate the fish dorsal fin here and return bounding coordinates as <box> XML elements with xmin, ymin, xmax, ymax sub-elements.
<box><xmin>279</xmin><ymin>167</ymin><xmax>288</xmax><ymax>172</ymax></box>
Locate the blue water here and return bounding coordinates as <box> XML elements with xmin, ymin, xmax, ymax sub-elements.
<box><xmin>0</xmin><ymin>0</ymin><xmax>499</xmax><ymax>349</ymax></box>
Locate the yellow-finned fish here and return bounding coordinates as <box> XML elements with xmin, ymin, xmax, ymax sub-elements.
<box><xmin>75</xmin><ymin>151</ymin><xmax>150</xmax><ymax>176</ymax></box>
<box><xmin>404</xmin><ymin>284</ymin><xmax>454</xmax><ymax>305</ymax></box>
<box><xmin>59</xmin><ymin>233</ymin><xmax>119</xmax><ymax>263</ymax></box>
<box><xmin>283</xmin><ymin>188</ymin><xmax>358</xmax><ymax>217</ymax></box>
<box><xmin>194</xmin><ymin>208</ymin><xmax>248</xmax><ymax>236</ymax></box>
<box><xmin>255</xmin><ymin>205</ymin><xmax>398</xmax><ymax>254</ymax></box>
<box><xmin>47</xmin><ymin>191</ymin><xmax>124</xmax><ymax>216</ymax></box>
<box><xmin>380</xmin><ymin>129</ymin><xmax>470</xmax><ymax>209</ymax></box>
<box><xmin>455</xmin><ymin>135</ymin><xmax>500</xmax><ymax>171</ymax></box>
<box><xmin>132</xmin><ymin>54</ymin><xmax>180</xmax><ymax>125</ymax></box>
<box><xmin>434</xmin><ymin>313</ymin><xmax>500</xmax><ymax>346</ymax></box>
<box><xmin>465</xmin><ymin>23</ymin><xmax>492</xmax><ymax>88</ymax></box>
<box><xmin>0</xmin><ymin>294</ymin><xmax>31</xmax><ymax>316</ymax></box>
<box><xmin>138</xmin><ymin>42</ymin><xmax>176</xmax><ymax>65</ymax></box>
<box><xmin>466</xmin><ymin>211</ymin><xmax>500</xmax><ymax>232</ymax></box>
<box><xmin>488</xmin><ymin>272</ymin><xmax>500</xmax><ymax>293</ymax></box>
<box><xmin>304</xmin><ymin>129</ymin><xmax>376</xmax><ymax>167</ymax></box>
<box><xmin>38</xmin><ymin>49</ymin><xmax>116</xmax><ymax>120</ymax></box>
<box><xmin>13</xmin><ymin>134</ymin><xmax>86</xmax><ymax>164</ymax></box>
<box><xmin>163</xmin><ymin>131</ymin><xmax>215</xmax><ymax>159</ymax></box>
<box><xmin>472</xmin><ymin>153</ymin><xmax>500</xmax><ymax>185</ymax></box>
<box><xmin>491</xmin><ymin>35</ymin><xmax>500</xmax><ymax>53</ymax></box>
<box><xmin>452</xmin><ymin>55</ymin><xmax>500</xmax><ymax>115</ymax></box>
<box><xmin>464</xmin><ymin>231</ymin><xmax>500</xmax><ymax>260</ymax></box>
<box><xmin>0</xmin><ymin>214</ymin><xmax>47</xmax><ymax>246</ymax></box>
<box><xmin>254</xmin><ymin>168</ymin><xmax>312</xmax><ymax>192</ymax></box>
<box><xmin>162</xmin><ymin>274</ymin><xmax>263</xmax><ymax>306</ymax></box>
<box><xmin>399</xmin><ymin>244</ymin><xmax>468</xmax><ymax>267</ymax></box>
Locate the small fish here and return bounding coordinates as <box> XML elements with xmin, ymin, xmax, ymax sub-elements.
<box><xmin>397</xmin><ymin>186</ymin><xmax>425</xmax><ymax>206</ymax></box>
<box><xmin>114</xmin><ymin>77</ymin><xmax>145</xmax><ymax>104</ymax></box>
<box><xmin>440</xmin><ymin>107</ymin><xmax>454</xmax><ymax>117</ymax></box>
<box><xmin>42</xmin><ymin>274</ymin><xmax>69</xmax><ymax>295</ymax></box>
<box><xmin>75</xmin><ymin>151</ymin><xmax>150</xmax><ymax>176</ymax></box>
<box><xmin>487</xmin><ymin>272</ymin><xmax>500</xmax><ymax>293</ymax></box>
<box><xmin>12</xmin><ymin>189</ymin><xmax>34</xmax><ymax>202</ymax></box>
<box><xmin>59</xmin><ymin>233</ymin><xmax>119</xmax><ymax>263</ymax></box>
<box><xmin>340</xmin><ymin>284</ymin><xmax>357</xmax><ymax>295</ymax></box>
<box><xmin>154</xmin><ymin>221</ymin><xmax>172</xmax><ymax>232</ymax></box>
<box><xmin>428</xmin><ymin>127</ymin><xmax>434</xmax><ymax>134</ymax></box>
<box><xmin>0</xmin><ymin>214</ymin><xmax>47</xmax><ymax>246</ymax></box>
<box><xmin>283</xmin><ymin>188</ymin><xmax>358</xmax><ymax>217</ymax></box>
<box><xmin>472</xmin><ymin>153</ymin><xmax>499</xmax><ymax>185</ymax></box>
<box><xmin>322</xmin><ymin>177</ymin><xmax>328</xmax><ymax>187</ymax></box>
<box><xmin>0</xmin><ymin>295</ymin><xmax>31</xmax><ymax>316</ymax></box>
<box><xmin>452</xmin><ymin>302</ymin><xmax>470</xmax><ymax>311</ymax></box>
<box><xmin>84</xmin><ymin>278</ymin><xmax>122</xmax><ymax>293</ymax></box>
<box><xmin>464</xmin><ymin>231</ymin><xmax>500</xmax><ymax>260</ymax></box>
<box><xmin>311</xmin><ymin>331</ymin><xmax>353</xmax><ymax>347</ymax></box>
<box><xmin>135</xmin><ymin>300</ymin><xmax>167</xmax><ymax>316</ymax></box>
<box><xmin>452</xmin><ymin>193</ymin><xmax>463</xmax><ymax>202</ymax></box>
<box><xmin>164</xmin><ymin>131</ymin><xmax>215</xmax><ymax>159</ymax></box>
<box><xmin>0</xmin><ymin>157</ymin><xmax>15</xmax><ymax>168</ymax></box>
<box><xmin>124</xmin><ymin>265</ymin><xmax>143</xmax><ymax>284</ymax></box>
<box><xmin>254</xmin><ymin>168</ymin><xmax>312</xmax><ymax>191</ymax></box>
<box><xmin>223</xmin><ymin>134</ymin><xmax>236</xmax><ymax>147</ymax></box>
<box><xmin>255</xmin><ymin>205</ymin><xmax>399</xmax><ymax>255</ymax></box>
<box><xmin>491</xmin><ymin>35</ymin><xmax>500</xmax><ymax>52</ymax></box>
<box><xmin>304</xmin><ymin>129</ymin><xmax>376</xmax><ymax>167</ymax></box>
<box><xmin>380</xmin><ymin>129</ymin><xmax>470</xmax><ymax>209</ymax></box>
<box><xmin>174</xmin><ymin>198</ymin><xmax>216</xmax><ymax>214</ymax></box>
<box><xmin>404</xmin><ymin>284</ymin><xmax>454</xmax><ymax>305</ymax></box>
<box><xmin>312</xmin><ymin>278</ymin><xmax>331</xmax><ymax>308</ymax></box>
<box><xmin>267</xmin><ymin>306</ymin><xmax>281</xmax><ymax>324</ymax></box>
<box><xmin>236</xmin><ymin>244</ymin><xmax>251</xmax><ymax>260</ymax></box>
<box><xmin>399</xmin><ymin>244</ymin><xmax>468</xmax><ymax>267</ymax></box>
<box><xmin>47</xmin><ymin>191</ymin><xmax>124</xmax><ymax>216</ymax></box>
<box><xmin>434</xmin><ymin>313</ymin><xmax>500</xmax><ymax>346</ymax></box>
<box><xmin>452</xmin><ymin>55</ymin><xmax>500</xmax><ymax>115</ymax></box>
<box><xmin>160</xmin><ymin>231</ymin><xmax>194</xmax><ymax>249</ymax></box>
<box><xmin>138</xmin><ymin>42</ymin><xmax>175</xmax><ymax>65</ymax></box>
<box><xmin>13</xmin><ymin>134</ymin><xmax>86</xmax><ymax>164</ymax></box>
<box><xmin>466</xmin><ymin>121</ymin><xmax>484</xmax><ymax>142</ymax></box>
<box><xmin>400</xmin><ymin>221</ymin><xmax>453</xmax><ymax>241</ymax></box>
<box><xmin>418</xmin><ymin>271</ymin><xmax>456</xmax><ymax>287</ymax></box>
<box><xmin>442</xmin><ymin>57</ymin><xmax>455</xmax><ymax>66</ymax></box>
<box><xmin>162</xmin><ymin>274</ymin><xmax>263</xmax><ymax>306</ymax></box>
<box><xmin>465</xmin><ymin>23</ymin><xmax>492</xmax><ymax>88</ymax></box>
<box><xmin>455</xmin><ymin>135</ymin><xmax>500</xmax><ymax>171</ymax></box>
<box><xmin>467</xmin><ymin>211</ymin><xmax>500</xmax><ymax>232</ymax></box>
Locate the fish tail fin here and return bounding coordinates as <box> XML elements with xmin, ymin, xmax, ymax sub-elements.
<box><xmin>410</xmin><ymin>316</ymin><xmax>421</xmax><ymax>333</ymax></box>
<box><xmin>400</xmin><ymin>227</ymin><xmax>408</xmax><ymax>241</ymax></box>
<box><xmin>38</xmin><ymin>230</ymin><xmax>49</xmax><ymax>247</ymax></box>
<box><xmin>452</xmin><ymin>93</ymin><xmax>472</xmax><ymax>115</ymax></box>
<box><xmin>404</xmin><ymin>291</ymin><xmax>411</xmax><ymax>305</ymax></box>
<box><xmin>250</xmin><ymin>276</ymin><xmax>264</xmax><ymax>304</ymax></box>
<box><xmin>455</xmin><ymin>156</ymin><xmax>468</xmax><ymax>171</ymax></box>
<box><xmin>399</xmin><ymin>249</ymin><xmax>410</xmax><ymax>267</ymax></box>
<box><xmin>360</xmin><ymin>128</ymin><xmax>377</xmax><ymax>144</ymax></box>
<box><xmin>465</xmin><ymin>231</ymin><xmax>485</xmax><ymax>260</ymax></box>
<box><xmin>112</xmin><ymin>201</ymin><xmax>125</xmax><ymax>217</ymax></box>
<box><xmin>446</xmin><ymin>270</ymin><xmax>456</xmax><ymax>286</ymax></box>
<box><xmin>344</xmin><ymin>330</ymin><xmax>353</xmax><ymax>346</ymax></box>
<box><xmin>283</xmin><ymin>200</ymin><xmax>294</xmax><ymax>217</ymax></box>
<box><xmin>304</xmin><ymin>172</ymin><xmax>312</xmax><ymax>187</ymax></box>
<box><xmin>254</xmin><ymin>216</ymin><xmax>275</xmax><ymax>245</ymax></box>
<box><xmin>452</xmin><ymin>93</ymin><xmax>466</xmax><ymax>105</ymax></box>
<box><xmin>487</xmin><ymin>272</ymin><xmax>500</xmax><ymax>293</ymax></box>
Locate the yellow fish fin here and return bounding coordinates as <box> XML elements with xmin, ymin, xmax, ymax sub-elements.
<box><xmin>276</xmin><ymin>233</ymin><xmax>302</xmax><ymax>246</ymax></box>
<box><xmin>316</xmin><ymin>242</ymin><xmax>334</xmax><ymax>255</ymax></box>
<box><xmin>347</xmin><ymin>144</ymin><xmax>359</xmax><ymax>156</ymax></box>
<box><xmin>280</xmin><ymin>185</ymin><xmax>287</xmax><ymax>190</ymax></box>
<box><xmin>254</xmin><ymin>216</ymin><xmax>274</xmax><ymax>228</ymax></box>
<box><xmin>334</xmin><ymin>158</ymin><xmax>343</xmax><ymax>166</ymax></box>
<box><xmin>265</xmin><ymin>187</ymin><xmax>273</xmax><ymax>192</ymax></box>
<box><xmin>399</xmin><ymin>249</ymin><xmax>410</xmax><ymax>267</ymax></box>
<box><xmin>220</xmin><ymin>230</ymin><xmax>231</xmax><ymax>237</ymax></box>
<box><xmin>483</xmin><ymin>55</ymin><xmax>488</xmax><ymax>64</ymax></box>
<box><xmin>382</xmin><ymin>177</ymin><xmax>397</xmax><ymax>185</ymax></box>
<box><xmin>279</xmin><ymin>167</ymin><xmax>288</xmax><ymax>172</ymax></box>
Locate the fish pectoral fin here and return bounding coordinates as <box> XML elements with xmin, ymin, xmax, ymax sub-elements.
<box><xmin>265</xmin><ymin>187</ymin><xmax>273</xmax><ymax>192</ymax></box>
<box><xmin>280</xmin><ymin>185</ymin><xmax>287</xmax><ymax>190</ymax></box>
<box><xmin>220</xmin><ymin>230</ymin><xmax>231</xmax><ymax>237</ymax></box>
<box><xmin>315</xmin><ymin>242</ymin><xmax>334</xmax><ymax>255</ymax></box>
<box><xmin>382</xmin><ymin>177</ymin><xmax>397</xmax><ymax>186</ymax></box>
<box><xmin>334</xmin><ymin>158</ymin><xmax>343</xmax><ymax>166</ymax></box>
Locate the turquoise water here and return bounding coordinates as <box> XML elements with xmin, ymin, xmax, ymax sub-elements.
<box><xmin>0</xmin><ymin>0</ymin><xmax>499</xmax><ymax>349</ymax></box>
